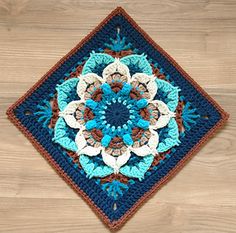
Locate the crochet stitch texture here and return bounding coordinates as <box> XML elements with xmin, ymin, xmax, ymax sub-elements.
<box><xmin>7</xmin><ymin>7</ymin><xmax>229</xmax><ymax>230</ymax></box>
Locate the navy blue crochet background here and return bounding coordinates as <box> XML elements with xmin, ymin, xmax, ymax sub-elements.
<box><xmin>13</xmin><ymin>13</ymin><xmax>222</xmax><ymax>222</ymax></box>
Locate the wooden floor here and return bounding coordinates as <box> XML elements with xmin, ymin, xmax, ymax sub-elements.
<box><xmin>0</xmin><ymin>1</ymin><xmax>235</xmax><ymax>232</ymax></box>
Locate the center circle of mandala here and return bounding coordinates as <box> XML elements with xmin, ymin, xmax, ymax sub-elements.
<box><xmin>104</xmin><ymin>102</ymin><xmax>130</xmax><ymax>127</ymax></box>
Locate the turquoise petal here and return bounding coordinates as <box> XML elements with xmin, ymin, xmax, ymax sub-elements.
<box><xmin>122</xmin><ymin>134</ymin><xmax>134</xmax><ymax>146</ymax></box>
<box><xmin>120</xmin><ymin>54</ymin><xmax>153</xmax><ymax>75</ymax></box>
<box><xmin>157</xmin><ymin>118</ymin><xmax>180</xmax><ymax>153</ymax></box>
<box><xmin>136</xmin><ymin>98</ymin><xmax>148</xmax><ymax>109</ymax></box>
<box><xmin>101</xmin><ymin>83</ymin><xmax>113</xmax><ymax>95</ymax></box>
<box><xmin>85</xmin><ymin>120</ymin><xmax>97</xmax><ymax>130</ymax></box>
<box><xmin>56</xmin><ymin>78</ymin><xmax>80</xmax><ymax>111</ymax></box>
<box><xmin>120</xmin><ymin>83</ymin><xmax>132</xmax><ymax>94</ymax></box>
<box><xmin>137</xmin><ymin>119</ymin><xmax>150</xmax><ymax>129</ymax></box>
<box><xmin>120</xmin><ymin>155</ymin><xmax>154</xmax><ymax>181</ymax></box>
<box><xmin>82</xmin><ymin>52</ymin><xmax>114</xmax><ymax>75</ymax></box>
<box><xmin>101</xmin><ymin>134</ymin><xmax>112</xmax><ymax>147</ymax></box>
<box><xmin>85</xmin><ymin>99</ymin><xmax>98</xmax><ymax>110</ymax></box>
<box><xmin>79</xmin><ymin>155</ymin><xmax>113</xmax><ymax>178</ymax></box>
<box><xmin>53</xmin><ymin>117</ymin><xmax>78</xmax><ymax>152</ymax></box>
<box><xmin>156</xmin><ymin>79</ymin><xmax>180</xmax><ymax>112</ymax></box>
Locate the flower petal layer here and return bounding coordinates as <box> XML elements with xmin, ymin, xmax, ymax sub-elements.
<box><xmin>102</xmin><ymin>58</ymin><xmax>131</xmax><ymax>82</ymax></box>
<box><xmin>157</xmin><ymin>118</ymin><xmax>180</xmax><ymax>153</ymax></box>
<box><xmin>79</xmin><ymin>155</ymin><xmax>113</xmax><ymax>178</ymax></box>
<box><xmin>149</xmin><ymin>100</ymin><xmax>176</xmax><ymax>129</ymax></box>
<box><xmin>131</xmin><ymin>73</ymin><xmax>157</xmax><ymax>101</ymax></box>
<box><xmin>53</xmin><ymin>117</ymin><xmax>78</xmax><ymax>152</ymax></box>
<box><xmin>77</xmin><ymin>73</ymin><xmax>103</xmax><ymax>100</ymax></box>
<box><xmin>156</xmin><ymin>79</ymin><xmax>180</xmax><ymax>112</ymax></box>
<box><xmin>130</xmin><ymin>129</ymin><xmax>159</xmax><ymax>156</ymax></box>
<box><xmin>120</xmin><ymin>54</ymin><xmax>153</xmax><ymax>75</ymax></box>
<box><xmin>75</xmin><ymin>129</ymin><xmax>102</xmax><ymax>156</ymax></box>
<box><xmin>56</xmin><ymin>78</ymin><xmax>80</xmax><ymax>111</ymax></box>
<box><xmin>82</xmin><ymin>52</ymin><xmax>114</xmax><ymax>75</ymax></box>
<box><xmin>120</xmin><ymin>155</ymin><xmax>154</xmax><ymax>181</ymax></box>
<box><xmin>59</xmin><ymin>100</ymin><xmax>85</xmax><ymax>129</ymax></box>
<box><xmin>102</xmin><ymin>149</ymin><xmax>131</xmax><ymax>174</ymax></box>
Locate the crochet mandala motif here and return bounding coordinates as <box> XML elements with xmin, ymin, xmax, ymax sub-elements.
<box><xmin>7</xmin><ymin>7</ymin><xmax>228</xmax><ymax>229</ymax></box>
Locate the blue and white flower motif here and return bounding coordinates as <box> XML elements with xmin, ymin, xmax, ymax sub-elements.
<box><xmin>53</xmin><ymin>53</ymin><xmax>180</xmax><ymax>180</ymax></box>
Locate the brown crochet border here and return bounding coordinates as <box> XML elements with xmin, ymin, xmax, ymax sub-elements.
<box><xmin>6</xmin><ymin>7</ymin><xmax>229</xmax><ymax>230</ymax></box>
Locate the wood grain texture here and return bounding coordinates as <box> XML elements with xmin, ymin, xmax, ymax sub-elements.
<box><xmin>0</xmin><ymin>0</ymin><xmax>235</xmax><ymax>232</ymax></box>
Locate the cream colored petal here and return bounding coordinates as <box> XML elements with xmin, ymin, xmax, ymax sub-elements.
<box><xmin>59</xmin><ymin>100</ymin><xmax>84</xmax><ymax>128</ymax></box>
<box><xmin>150</xmin><ymin>100</ymin><xmax>176</xmax><ymax>130</ymax></box>
<box><xmin>101</xmin><ymin>148</ymin><xmax>131</xmax><ymax>174</ymax></box>
<box><xmin>75</xmin><ymin>129</ymin><xmax>102</xmax><ymax>156</ymax></box>
<box><xmin>102</xmin><ymin>149</ymin><xmax>117</xmax><ymax>172</ymax></box>
<box><xmin>75</xmin><ymin>129</ymin><xmax>87</xmax><ymax>151</ymax></box>
<box><xmin>152</xmin><ymin>100</ymin><xmax>170</xmax><ymax>114</ymax></box>
<box><xmin>102</xmin><ymin>58</ymin><xmax>131</xmax><ymax>81</ymax></box>
<box><xmin>131</xmin><ymin>73</ymin><xmax>157</xmax><ymax>101</ymax></box>
<box><xmin>77</xmin><ymin>73</ymin><xmax>103</xmax><ymax>99</ymax></box>
<box><xmin>154</xmin><ymin>115</ymin><xmax>171</xmax><ymax>129</ymax></box>
<box><xmin>79</xmin><ymin>146</ymin><xmax>102</xmax><ymax>156</ymax></box>
<box><xmin>147</xmin><ymin>79</ymin><xmax>158</xmax><ymax>100</ymax></box>
<box><xmin>130</xmin><ymin>129</ymin><xmax>159</xmax><ymax>156</ymax></box>
<box><xmin>131</xmin><ymin>73</ymin><xmax>150</xmax><ymax>83</ymax></box>
<box><xmin>147</xmin><ymin>129</ymin><xmax>159</xmax><ymax>154</ymax></box>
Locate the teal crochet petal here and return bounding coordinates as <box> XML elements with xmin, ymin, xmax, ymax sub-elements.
<box><xmin>82</xmin><ymin>52</ymin><xmax>114</xmax><ymax>75</ymax></box>
<box><xmin>53</xmin><ymin>117</ymin><xmax>78</xmax><ymax>152</ymax></box>
<box><xmin>56</xmin><ymin>78</ymin><xmax>80</xmax><ymax>111</ymax></box>
<box><xmin>156</xmin><ymin>79</ymin><xmax>180</xmax><ymax>112</ymax></box>
<box><xmin>79</xmin><ymin>155</ymin><xmax>113</xmax><ymax>178</ymax></box>
<box><xmin>120</xmin><ymin>54</ymin><xmax>152</xmax><ymax>75</ymax></box>
<box><xmin>157</xmin><ymin>118</ymin><xmax>180</xmax><ymax>153</ymax></box>
<box><xmin>120</xmin><ymin>155</ymin><xmax>154</xmax><ymax>181</ymax></box>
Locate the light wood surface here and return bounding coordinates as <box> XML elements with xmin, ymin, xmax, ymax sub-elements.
<box><xmin>0</xmin><ymin>1</ymin><xmax>235</xmax><ymax>232</ymax></box>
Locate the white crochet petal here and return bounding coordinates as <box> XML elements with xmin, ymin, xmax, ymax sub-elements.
<box><xmin>59</xmin><ymin>100</ymin><xmax>84</xmax><ymax>129</ymax></box>
<box><xmin>130</xmin><ymin>145</ymin><xmax>152</xmax><ymax>157</ymax></box>
<box><xmin>79</xmin><ymin>146</ymin><xmax>102</xmax><ymax>157</ymax></box>
<box><xmin>101</xmin><ymin>148</ymin><xmax>131</xmax><ymax>174</ymax></box>
<box><xmin>130</xmin><ymin>129</ymin><xmax>159</xmax><ymax>156</ymax></box>
<box><xmin>147</xmin><ymin>129</ymin><xmax>159</xmax><ymax>154</ymax></box>
<box><xmin>102</xmin><ymin>58</ymin><xmax>131</xmax><ymax>82</ymax></box>
<box><xmin>102</xmin><ymin>149</ymin><xmax>117</xmax><ymax>172</ymax></box>
<box><xmin>77</xmin><ymin>73</ymin><xmax>103</xmax><ymax>99</ymax></box>
<box><xmin>75</xmin><ymin>129</ymin><xmax>87</xmax><ymax>151</ymax></box>
<box><xmin>155</xmin><ymin>115</ymin><xmax>171</xmax><ymax>129</ymax></box>
<box><xmin>131</xmin><ymin>73</ymin><xmax>157</xmax><ymax>101</ymax></box>
<box><xmin>75</xmin><ymin>129</ymin><xmax>102</xmax><ymax>156</ymax></box>
<box><xmin>150</xmin><ymin>100</ymin><xmax>176</xmax><ymax>129</ymax></box>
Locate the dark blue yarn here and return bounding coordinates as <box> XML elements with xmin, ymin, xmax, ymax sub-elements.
<box><xmin>127</xmin><ymin>63</ymin><xmax>146</xmax><ymax>76</ymax></box>
<box><xmin>126</xmin><ymin>152</ymin><xmax>144</xmax><ymax>166</ymax></box>
<box><xmin>90</xmin><ymin>62</ymin><xmax>112</xmax><ymax>77</ymax></box>
<box><xmin>88</xmin><ymin>155</ymin><xmax>105</xmax><ymax>167</ymax></box>
<box><xmin>105</xmin><ymin>102</ymin><xmax>130</xmax><ymax>127</ymax></box>
<box><xmin>13</xmin><ymin>13</ymin><xmax>223</xmax><ymax>222</ymax></box>
<box><xmin>158</xmin><ymin>127</ymin><xmax>169</xmax><ymax>141</ymax></box>
<box><xmin>68</xmin><ymin>88</ymin><xmax>80</xmax><ymax>103</ymax></box>
<box><xmin>67</xmin><ymin>127</ymin><xmax>77</xmax><ymax>141</ymax></box>
<box><xmin>154</xmin><ymin>87</ymin><xmax>169</xmax><ymax>104</ymax></box>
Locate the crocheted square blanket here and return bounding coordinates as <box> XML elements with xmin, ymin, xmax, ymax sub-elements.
<box><xmin>7</xmin><ymin>7</ymin><xmax>228</xmax><ymax>230</ymax></box>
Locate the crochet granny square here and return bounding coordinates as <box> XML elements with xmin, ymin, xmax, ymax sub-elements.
<box><xmin>7</xmin><ymin>7</ymin><xmax>228</xmax><ymax>229</ymax></box>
